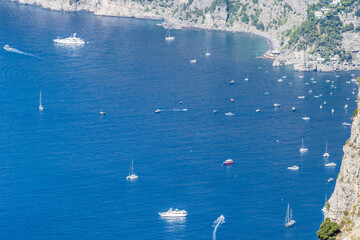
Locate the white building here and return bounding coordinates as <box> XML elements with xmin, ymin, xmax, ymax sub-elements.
<box><xmin>332</xmin><ymin>0</ymin><xmax>341</xmax><ymax>5</ymax></box>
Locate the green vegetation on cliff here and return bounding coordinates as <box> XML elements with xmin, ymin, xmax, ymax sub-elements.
<box><xmin>317</xmin><ymin>218</ymin><xmax>341</xmax><ymax>240</ymax></box>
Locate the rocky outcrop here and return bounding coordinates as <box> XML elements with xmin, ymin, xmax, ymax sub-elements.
<box><xmin>323</xmin><ymin>84</ymin><xmax>360</xmax><ymax>239</ymax></box>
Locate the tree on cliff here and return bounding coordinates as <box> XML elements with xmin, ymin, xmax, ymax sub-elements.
<box><xmin>317</xmin><ymin>218</ymin><xmax>341</xmax><ymax>240</ymax></box>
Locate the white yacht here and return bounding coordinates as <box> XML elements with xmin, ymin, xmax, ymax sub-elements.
<box><xmin>288</xmin><ymin>165</ymin><xmax>299</xmax><ymax>170</ymax></box>
<box><xmin>155</xmin><ymin>109</ymin><xmax>162</xmax><ymax>113</ymax></box>
<box><xmin>4</xmin><ymin>45</ymin><xmax>10</xmax><ymax>51</ymax></box>
<box><xmin>224</xmin><ymin>112</ymin><xmax>234</xmax><ymax>116</ymax></box>
<box><xmin>190</xmin><ymin>59</ymin><xmax>197</xmax><ymax>64</ymax></box>
<box><xmin>302</xmin><ymin>116</ymin><xmax>310</xmax><ymax>121</ymax></box>
<box><xmin>126</xmin><ymin>160</ymin><xmax>138</xmax><ymax>180</ymax></box>
<box><xmin>292</xmin><ymin>107</ymin><xmax>296</xmax><ymax>111</ymax></box>
<box><xmin>205</xmin><ymin>46</ymin><xmax>211</xmax><ymax>56</ymax></box>
<box><xmin>39</xmin><ymin>91</ymin><xmax>44</xmax><ymax>111</ymax></box>
<box><xmin>320</xmin><ymin>105</ymin><xmax>323</xmax><ymax>109</ymax></box>
<box><xmin>344</xmin><ymin>104</ymin><xmax>348</xmax><ymax>109</ymax></box>
<box><xmin>165</xmin><ymin>29</ymin><xmax>175</xmax><ymax>41</ymax></box>
<box><xmin>53</xmin><ymin>33</ymin><xmax>85</xmax><ymax>44</ymax></box>
<box><xmin>325</xmin><ymin>162</ymin><xmax>336</xmax><ymax>167</ymax></box>
<box><xmin>285</xmin><ymin>203</ymin><xmax>296</xmax><ymax>227</ymax></box>
<box><xmin>159</xmin><ymin>208</ymin><xmax>188</xmax><ymax>217</ymax></box>
<box><xmin>278</xmin><ymin>78</ymin><xmax>283</xmax><ymax>82</ymax></box>
<box><xmin>331</xmin><ymin>108</ymin><xmax>335</xmax><ymax>114</ymax></box>
<box><xmin>256</xmin><ymin>109</ymin><xmax>260</xmax><ymax>112</ymax></box>
<box><xmin>323</xmin><ymin>141</ymin><xmax>330</xmax><ymax>158</ymax></box>
<box><xmin>273</xmin><ymin>103</ymin><xmax>281</xmax><ymax>107</ymax></box>
<box><xmin>298</xmin><ymin>96</ymin><xmax>305</xmax><ymax>99</ymax></box>
<box><xmin>300</xmin><ymin>138</ymin><xmax>308</xmax><ymax>153</ymax></box>
<box><xmin>99</xmin><ymin>111</ymin><xmax>106</xmax><ymax>115</ymax></box>
<box><xmin>229</xmin><ymin>80</ymin><xmax>235</xmax><ymax>84</ymax></box>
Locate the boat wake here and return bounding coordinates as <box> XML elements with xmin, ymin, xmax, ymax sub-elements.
<box><xmin>212</xmin><ymin>215</ymin><xmax>225</xmax><ymax>240</ymax></box>
<box><xmin>4</xmin><ymin>46</ymin><xmax>40</xmax><ymax>58</ymax></box>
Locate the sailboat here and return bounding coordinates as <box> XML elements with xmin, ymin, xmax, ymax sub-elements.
<box><xmin>39</xmin><ymin>91</ymin><xmax>44</xmax><ymax>111</ymax></box>
<box><xmin>323</xmin><ymin>141</ymin><xmax>330</xmax><ymax>158</ymax></box>
<box><xmin>285</xmin><ymin>203</ymin><xmax>296</xmax><ymax>227</ymax></box>
<box><xmin>165</xmin><ymin>29</ymin><xmax>175</xmax><ymax>41</ymax></box>
<box><xmin>126</xmin><ymin>160</ymin><xmax>138</xmax><ymax>180</ymax></box>
<box><xmin>299</xmin><ymin>138</ymin><xmax>308</xmax><ymax>153</ymax></box>
<box><xmin>205</xmin><ymin>46</ymin><xmax>211</xmax><ymax>56</ymax></box>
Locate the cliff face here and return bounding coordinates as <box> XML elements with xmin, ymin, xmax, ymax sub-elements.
<box><xmin>323</xmin><ymin>87</ymin><xmax>360</xmax><ymax>239</ymax></box>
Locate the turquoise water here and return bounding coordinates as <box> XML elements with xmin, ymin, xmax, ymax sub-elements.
<box><xmin>0</xmin><ymin>2</ymin><xmax>358</xmax><ymax>239</ymax></box>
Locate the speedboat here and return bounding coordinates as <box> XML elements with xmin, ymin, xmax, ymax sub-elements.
<box><xmin>342</xmin><ymin>122</ymin><xmax>351</xmax><ymax>126</ymax></box>
<box><xmin>325</xmin><ymin>162</ymin><xmax>336</xmax><ymax>167</ymax></box>
<box><xmin>256</xmin><ymin>109</ymin><xmax>260</xmax><ymax>112</ymax></box>
<box><xmin>320</xmin><ymin>105</ymin><xmax>323</xmax><ymax>109</ymax></box>
<box><xmin>278</xmin><ymin>78</ymin><xmax>283</xmax><ymax>82</ymax></box>
<box><xmin>324</xmin><ymin>101</ymin><xmax>327</xmax><ymax>105</ymax></box>
<box><xmin>287</xmin><ymin>165</ymin><xmax>299</xmax><ymax>170</ymax></box>
<box><xmin>244</xmin><ymin>78</ymin><xmax>249</xmax><ymax>81</ymax></box>
<box><xmin>331</xmin><ymin>109</ymin><xmax>335</xmax><ymax>114</ymax></box>
<box><xmin>4</xmin><ymin>45</ymin><xmax>10</xmax><ymax>50</ymax></box>
<box><xmin>230</xmin><ymin>98</ymin><xmax>235</xmax><ymax>102</ymax></box>
<box><xmin>264</xmin><ymin>91</ymin><xmax>270</xmax><ymax>96</ymax></box>
<box><xmin>326</xmin><ymin>80</ymin><xmax>330</xmax><ymax>83</ymax></box>
<box><xmin>344</xmin><ymin>104</ymin><xmax>348</xmax><ymax>109</ymax></box>
<box><xmin>224</xmin><ymin>112</ymin><xmax>234</xmax><ymax>116</ymax></box>
<box><xmin>223</xmin><ymin>159</ymin><xmax>234</xmax><ymax>165</ymax></box>
<box><xmin>53</xmin><ymin>33</ymin><xmax>85</xmax><ymax>44</ymax></box>
<box><xmin>273</xmin><ymin>103</ymin><xmax>281</xmax><ymax>107</ymax></box>
<box><xmin>328</xmin><ymin>178</ymin><xmax>334</xmax><ymax>182</ymax></box>
<box><xmin>159</xmin><ymin>208</ymin><xmax>187</xmax><ymax>217</ymax></box>
<box><xmin>292</xmin><ymin>107</ymin><xmax>296</xmax><ymax>112</ymax></box>
<box><xmin>190</xmin><ymin>59</ymin><xmax>197</xmax><ymax>64</ymax></box>
<box><xmin>229</xmin><ymin>80</ymin><xmax>235</xmax><ymax>84</ymax></box>
<box><xmin>302</xmin><ymin>116</ymin><xmax>310</xmax><ymax>121</ymax></box>
<box><xmin>213</xmin><ymin>109</ymin><xmax>218</xmax><ymax>113</ymax></box>
<box><xmin>298</xmin><ymin>96</ymin><xmax>305</xmax><ymax>99</ymax></box>
<box><xmin>155</xmin><ymin>109</ymin><xmax>161</xmax><ymax>113</ymax></box>
<box><xmin>299</xmin><ymin>138</ymin><xmax>308</xmax><ymax>153</ymax></box>
<box><xmin>99</xmin><ymin>111</ymin><xmax>106</xmax><ymax>115</ymax></box>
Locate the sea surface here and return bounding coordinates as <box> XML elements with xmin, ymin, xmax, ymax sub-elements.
<box><xmin>0</xmin><ymin>2</ymin><xmax>359</xmax><ymax>239</ymax></box>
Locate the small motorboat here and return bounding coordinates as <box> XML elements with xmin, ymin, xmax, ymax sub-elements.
<box><xmin>331</xmin><ymin>109</ymin><xmax>335</xmax><ymax>114</ymax></box>
<box><xmin>273</xmin><ymin>103</ymin><xmax>281</xmax><ymax>107</ymax></box>
<box><xmin>328</xmin><ymin>178</ymin><xmax>334</xmax><ymax>182</ymax></box>
<box><xmin>344</xmin><ymin>104</ymin><xmax>348</xmax><ymax>109</ymax></box>
<box><xmin>256</xmin><ymin>109</ymin><xmax>260</xmax><ymax>112</ymax></box>
<box><xmin>292</xmin><ymin>107</ymin><xmax>296</xmax><ymax>112</ymax></box>
<box><xmin>4</xmin><ymin>45</ymin><xmax>10</xmax><ymax>50</ymax></box>
<box><xmin>230</xmin><ymin>98</ymin><xmax>235</xmax><ymax>102</ymax></box>
<box><xmin>155</xmin><ymin>109</ymin><xmax>162</xmax><ymax>113</ymax></box>
<box><xmin>342</xmin><ymin>122</ymin><xmax>351</xmax><ymax>126</ymax></box>
<box><xmin>278</xmin><ymin>78</ymin><xmax>283</xmax><ymax>82</ymax></box>
<box><xmin>99</xmin><ymin>111</ymin><xmax>106</xmax><ymax>115</ymax></box>
<box><xmin>213</xmin><ymin>109</ymin><xmax>218</xmax><ymax>113</ymax></box>
<box><xmin>244</xmin><ymin>78</ymin><xmax>249</xmax><ymax>81</ymax></box>
<box><xmin>320</xmin><ymin>105</ymin><xmax>323</xmax><ymax>109</ymax></box>
<box><xmin>229</xmin><ymin>80</ymin><xmax>235</xmax><ymax>84</ymax></box>
<box><xmin>325</xmin><ymin>162</ymin><xmax>336</xmax><ymax>167</ymax></box>
<box><xmin>190</xmin><ymin>59</ymin><xmax>197</xmax><ymax>64</ymax></box>
<box><xmin>223</xmin><ymin>159</ymin><xmax>234</xmax><ymax>165</ymax></box>
<box><xmin>298</xmin><ymin>96</ymin><xmax>305</xmax><ymax>99</ymax></box>
<box><xmin>302</xmin><ymin>116</ymin><xmax>310</xmax><ymax>121</ymax></box>
<box><xmin>324</xmin><ymin>101</ymin><xmax>327</xmax><ymax>105</ymax></box>
<box><xmin>264</xmin><ymin>91</ymin><xmax>270</xmax><ymax>96</ymax></box>
<box><xmin>288</xmin><ymin>165</ymin><xmax>299</xmax><ymax>170</ymax></box>
<box><xmin>224</xmin><ymin>112</ymin><xmax>234</xmax><ymax>116</ymax></box>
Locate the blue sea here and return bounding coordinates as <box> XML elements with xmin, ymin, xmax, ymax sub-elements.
<box><xmin>0</xmin><ymin>2</ymin><xmax>358</xmax><ymax>239</ymax></box>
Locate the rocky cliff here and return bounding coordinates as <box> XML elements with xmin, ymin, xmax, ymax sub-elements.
<box><xmin>323</xmin><ymin>83</ymin><xmax>360</xmax><ymax>239</ymax></box>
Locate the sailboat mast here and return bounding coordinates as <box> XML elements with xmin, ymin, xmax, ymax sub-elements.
<box><xmin>285</xmin><ymin>204</ymin><xmax>289</xmax><ymax>223</ymax></box>
<box><xmin>326</xmin><ymin>141</ymin><xmax>328</xmax><ymax>153</ymax></box>
<box><xmin>290</xmin><ymin>208</ymin><xmax>292</xmax><ymax>221</ymax></box>
<box><xmin>39</xmin><ymin>91</ymin><xmax>42</xmax><ymax>106</ymax></box>
<box><xmin>302</xmin><ymin>138</ymin><xmax>304</xmax><ymax>148</ymax></box>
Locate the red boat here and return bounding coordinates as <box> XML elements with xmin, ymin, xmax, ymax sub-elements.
<box><xmin>223</xmin><ymin>159</ymin><xmax>234</xmax><ymax>165</ymax></box>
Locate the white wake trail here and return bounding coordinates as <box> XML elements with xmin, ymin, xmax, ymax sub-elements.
<box><xmin>4</xmin><ymin>47</ymin><xmax>40</xmax><ymax>58</ymax></box>
<box><xmin>212</xmin><ymin>215</ymin><xmax>225</xmax><ymax>240</ymax></box>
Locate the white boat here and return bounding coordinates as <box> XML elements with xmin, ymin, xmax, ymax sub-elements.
<box><xmin>256</xmin><ymin>109</ymin><xmax>260</xmax><ymax>112</ymax></box>
<box><xmin>126</xmin><ymin>160</ymin><xmax>138</xmax><ymax>180</ymax></box>
<box><xmin>205</xmin><ymin>46</ymin><xmax>211</xmax><ymax>56</ymax></box>
<box><xmin>155</xmin><ymin>109</ymin><xmax>161</xmax><ymax>113</ymax></box>
<box><xmin>320</xmin><ymin>105</ymin><xmax>323</xmax><ymax>109</ymax></box>
<box><xmin>324</xmin><ymin>101</ymin><xmax>327</xmax><ymax>105</ymax></box>
<box><xmin>331</xmin><ymin>109</ymin><xmax>335</xmax><ymax>114</ymax></box>
<box><xmin>264</xmin><ymin>91</ymin><xmax>270</xmax><ymax>96</ymax></box>
<box><xmin>288</xmin><ymin>165</ymin><xmax>299</xmax><ymax>170</ymax></box>
<box><xmin>273</xmin><ymin>103</ymin><xmax>281</xmax><ymax>107</ymax></box>
<box><xmin>342</xmin><ymin>122</ymin><xmax>351</xmax><ymax>126</ymax></box>
<box><xmin>325</xmin><ymin>162</ymin><xmax>336</xmax><ymax>167</ymax></box>
<box><xmin>4</xmin><ymin>45</ymin><xmax>10</xmax><ymax>50</ymax></box>
<box><xmin>292</xmin><ymin>107</ymin><xmax>296</xmax><ymax>111</ymax></box>
<box><xmin>190</xmin><ymin>59</ymin><xmax>197</xmax><ymax>64</ymax></box>
<box><xmin>344</xmin><ymin>104</ymin><xmax>348</xmax><ymax>109</ymax></box>
<box><xmin>213</xmin><ymin>109</ymin><xmax>218</xmax><ymax>113</ymax></box>
<box><xmin>328</xmin><ymin>178</ymin><xmax>334</xmax><ymax>182</ymax></box>
<box><xmin>165</xmin><ymin>29</ymin><xmax>175</xmax><ymax>41</ymax></box>
<box><xmin>53</xmin><ymin>33</ymin><xmax>85</xmax><ymax>44</ymax></box>
<box><xmin>284</xmin><ymin>203</ymin><xmax>296</xmax><ymax>227</ymax></box>
<box><xmin>99</xmin><ymin>111</ymin><xmax>106</xmax><ymax>115</ymax></box>
<box><xmin>278</xmin><ymin>78</ymin><xmax>283</xmax><ymax>82</ymax></box>
<box><xmin>326</xmin><ymin>79</ymin><xmax>330</xmax><ymax>83</ymax></box>
<box><xmin>308</xmin><ymin>90</ymin><xmax>313</xmax><ymax>93</ymax></box>
<box><xmin>159</xmin><ymin>208</ymin><xmax>187</xmax><ymax>217</ymax></box>
<box><xmin>244</xmin><ymin>78</ymin><xmax>249</xmax><ymax>81</ymax></box>
<box><xmin>323</xmin><ymin>141</ymin><xmax>330</xmax><ymax>158</ymax></box>
<box><xmin>299</xmin><ymin>138</ymin><xmax>308</xmax><ymax>153</ymax></box>
<box><xmin>298</xmin><ymin>96</ymin><xmax>305</xmax><ymax>99</ymax></box>
<box><xmin>224</xmin><ymin>112</ymin><xmax>235</xmax><ymax>116</ymax></box>
<box><xmin>39</xmin><ymin>90</ymin><xmax>44</xmax><ymax>111</ymax></box>
<box><xmin>302</xmin><ymin>116</ymin><xmax>310</xmax><ymax>121</ymax></box>
<box><xmin>229</xmin><ymin>80</ymin><xmax>235</xmax><ymax>84</ymax></box>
